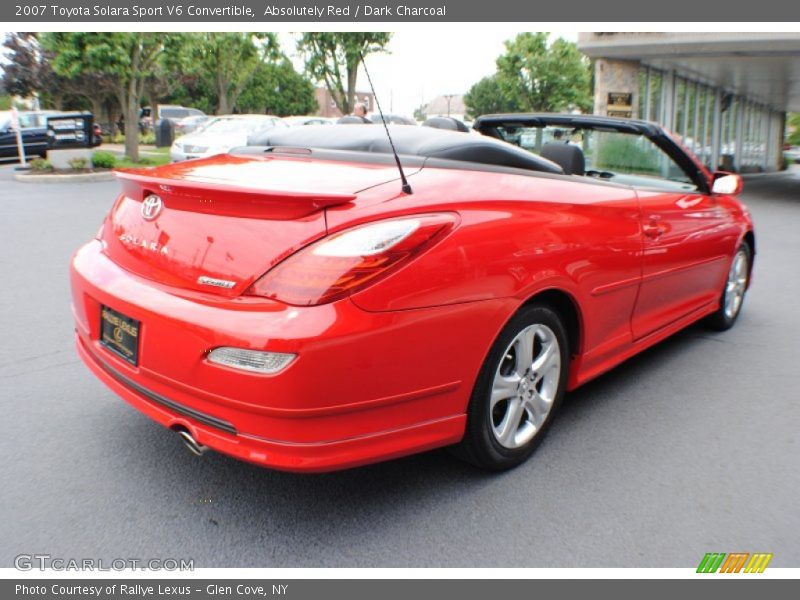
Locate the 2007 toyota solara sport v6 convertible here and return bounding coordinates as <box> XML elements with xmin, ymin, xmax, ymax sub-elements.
<box><xmin>70</xmin><ymin>113</ymin><xmax>755</xmax><ymax>472</ymax></box>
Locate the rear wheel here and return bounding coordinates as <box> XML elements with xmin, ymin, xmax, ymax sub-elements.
<box><xmin>456</xmin><ymin>303</ymin><xmax>569</xmax><ymax>470</ymax></box>
<box><xmin>705</xmin><ymin>242</ymin><xmax>751</xmax><ymax>331</ymax></box>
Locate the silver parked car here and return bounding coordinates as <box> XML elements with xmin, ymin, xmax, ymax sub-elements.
<box><xmin>170</xmin><ymin>115</ymin><xmax>287</xmax><ymax>162</ymax></box>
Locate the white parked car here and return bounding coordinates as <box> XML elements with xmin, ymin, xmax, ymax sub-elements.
<box><xmin>174</xmin><ymin>114</ymin><xmax>211</xmax><ymax>136</ymax></box>
<box><xmin>785</xmin><ymin>146</ymin><xmax>800</xmax><ymax>163</ymax></box>
<box><xmin>171</xmin><ymin>115</ymin><xmax>287</xmax><ymax>162</ymax></box>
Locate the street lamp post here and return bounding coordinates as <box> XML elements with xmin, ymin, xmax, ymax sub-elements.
<box><xmin>444</xmin><ymin>94</ymin><xmax>455</xmax><ymax>117</ymax></box>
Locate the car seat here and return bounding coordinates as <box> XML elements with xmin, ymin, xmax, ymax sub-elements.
<box><xmin>540</xmin><ymin>143</ymin><xmax>585</xmax><ymax>176</ymax></box>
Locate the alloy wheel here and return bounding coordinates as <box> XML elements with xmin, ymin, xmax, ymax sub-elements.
<box><xmin>489</xmin><ymin>324</ymin><xmax>561</xmax><ymax>449</ymax></box>
<box><xmin>724</xmin><ymin>249</ymin><xmax>749</xmax><ymax>319</ymax></box>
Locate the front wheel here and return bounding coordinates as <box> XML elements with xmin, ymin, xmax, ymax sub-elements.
<box><xmin>456</xmin><ymin>303</ymin><xmax>569</xmax><ymax>470</ymax></box>
<box><xmin>705</xmin><ymin>242</ymin><xmax>752</xmax><ymax>331</ymax></box>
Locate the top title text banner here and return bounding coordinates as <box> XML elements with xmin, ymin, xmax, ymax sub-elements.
<box><xmin>5</xmin><ymin>0</ymin><xmax>800</xmax><ymax>22</ymax></box>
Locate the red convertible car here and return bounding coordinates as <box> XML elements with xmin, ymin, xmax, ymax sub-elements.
<box><xmin>70</xmin><ymin>114</ymin><xmax>754</xmax><ymax>472</ymax></box>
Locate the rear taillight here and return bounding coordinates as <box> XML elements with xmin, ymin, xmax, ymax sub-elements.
<box><xmin>246</xmin><ymin>213</ymin><xmax>457</xmax><ymax>306</ymax></box>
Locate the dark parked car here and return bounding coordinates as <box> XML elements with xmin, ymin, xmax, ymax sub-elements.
<box><xmin>0</xmin><ymin>111</ymin><xmax>51</xmax><ymax>159</ymax></box>
<box><xmin>139</xmin><ymin>105</ymin><xmax>207</xmax><ymax>132</ymax></box>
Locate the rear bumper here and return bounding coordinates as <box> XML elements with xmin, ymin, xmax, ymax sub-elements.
<box><xmin>76</xmin><ymin>335</ymin><xmax>464</xmax><ymax>472</ymax></box>
<box><xmin>71</xmin><ymin>240</ymin><xmax>512</xmax><ymax>472</ymax></box>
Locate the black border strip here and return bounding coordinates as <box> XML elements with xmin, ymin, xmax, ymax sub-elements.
<box><xmin>94</xmin><ymin>352</ymin><xmax>238</xmax><ymax>435</ymax></box>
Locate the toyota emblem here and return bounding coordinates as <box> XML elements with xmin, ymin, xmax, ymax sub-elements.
<box><xmin>141</xmin><ymin>195</ymin><xmax>164</xmax><ymax>221</ymax></box>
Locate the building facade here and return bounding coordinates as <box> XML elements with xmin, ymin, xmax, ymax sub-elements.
<box><xmin>578</xmin><ymin>33</ymin><xmax>800</xmax><ymax>172</ymax></box>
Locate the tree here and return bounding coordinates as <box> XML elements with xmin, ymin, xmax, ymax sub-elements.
<box><xmin>171</xmin><ymin>33</ymin><xmax>280</xmax><ymax>115</ymax></box>
<box><xmin>2</xmin><ymin>33</ymin><xmax>42</xmax><ymax>99</ymax></box>
<box><xmin>42</xmin><ymin>33</ymin><xmax>170</xmax><ymax>161</ymax></box>
<box><xmin>298</xmin><ymin>33</ymin><xmax>391</xmax><ymax>115</ymax></box>
<box><xmin>237</xmin><ymin>59</ymin><xmax>318</xmax><ymax>116</ymax></box>
<box><xmin>495</xmin><ymin>33</ymin><xmax>592</xmax><ymax>114</ymax></box>
<box><xmin>463</xmin><ymin>74</ymin><xmax>521</xmax><ymax>119</ymax></box>
<box><xmin>150</xmin><ymin>72</ymin><xmax>217</xmax><ymax>116</ymax></box>
<box><xmin>4</xmin><ymin>33</ymin><xmax>118</xmax><ymax>121</ymax></box>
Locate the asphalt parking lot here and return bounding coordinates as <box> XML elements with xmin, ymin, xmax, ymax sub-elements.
<box><xmin>1</xmin><ymin>163</ymin><xmax>798</xmax><ymax>568</ymax></box>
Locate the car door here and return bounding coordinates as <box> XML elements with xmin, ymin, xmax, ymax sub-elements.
<box><xmin>573</xmin><ymin>125</ymin><xmax>736</xmax><ymax>340</ymax></box>
<box><xmin>631</xmin><ymin>188</ymin><xmax>738</xmax><ymax>339</ymax></box>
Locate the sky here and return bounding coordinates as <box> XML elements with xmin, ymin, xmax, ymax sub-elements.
<box><xmin>279</xmin><ymin>30</ymin><xmax>579</xmax><ymax>116</ymax></box>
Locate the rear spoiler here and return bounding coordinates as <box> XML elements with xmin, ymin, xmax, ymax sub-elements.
<box><xmin>114</xmin><ymin>169</ymin><xmax>356</xmax><ymax>220</ymax></box>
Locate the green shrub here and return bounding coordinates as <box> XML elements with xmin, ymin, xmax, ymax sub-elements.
<box><xmin>135</xmin><ymin>156</ymin><xmax>157</xmax><ymax>166</ymax></box>
<box><xmin>112</xmin><ymin>132</ymin><xmax>125</xmax><ymax>144</ymax></box>
<box><xmin>68</xmin><ymin>157</ymin><xmax>89</xmax><ymax>171</ymax></box>
<box><xmin>30</xmin><ymin>157</ymin><xmax>53</xmax><ymax>172</ymax></box>
<box><xmin>92</xmin><ymin>151</ymin><xmax>117</xmax><ymax>169</ymax></box>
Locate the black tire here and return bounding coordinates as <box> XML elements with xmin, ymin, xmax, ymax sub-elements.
<box><xmin>705</xmin><ymin>242</ymin><xmax>752</xmax><ymax>331</ymax></box>
<box><xmin>455</xmin><ymin>303</ymin><xmax>570</xmax><ymax>471</ymax></box>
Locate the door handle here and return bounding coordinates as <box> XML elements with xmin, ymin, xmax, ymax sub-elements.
<box><xmin>643</xmin><ymin>220</ymin><xmax>666</xmax><ymax>239</ymax></box>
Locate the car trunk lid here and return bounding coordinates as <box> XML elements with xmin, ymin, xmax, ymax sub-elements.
<box><xmin>101</xmin><ymin>154</ymin><xmax>404</xmax><ymax>297</ymax></box>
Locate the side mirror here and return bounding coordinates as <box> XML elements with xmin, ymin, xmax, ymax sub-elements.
<box><xmin>711</xmin><ymin>172</ymin><xmax>743</xmax><ymax>195</ymax></box>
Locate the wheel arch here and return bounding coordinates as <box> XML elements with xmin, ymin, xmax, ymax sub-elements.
<box><xmin>742</xmin><ymin>229</ymin><xmax>756</xmax><ymax>286</ymax></box>
<box><xmin>743</xmin><ymin>229</ymin><xmax>755</xmax><ymax>255</ymax></box>
<box><xmin>519</xmin><ymin>288</ymin><xmax>583</xmax><ymax>357</ymax></box>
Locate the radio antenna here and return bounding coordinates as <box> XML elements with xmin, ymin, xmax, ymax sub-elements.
<box><xmin>360</xmin><ymin>53</ymin><xmax>412</xmax><ymax>194</ymax></box>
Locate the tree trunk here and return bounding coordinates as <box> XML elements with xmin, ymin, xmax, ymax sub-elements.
<box><xmin>346</xmin><ymin>65</ymin><xmax>358</xmax><ymax>115</ymax></box>
<box><xmin>124</xmin><ymin>90</ymin><xmax>139</xmax><ymax>162</ymax></box>
<box><xmin>218</xmin><ymin>95</ymin><xmax>231</xmax><ymax>115</ymax></box>
<box><xmin>124</xmin><ymin>42</ymin><xmax>143</xmax><ymax>162</ymax></box>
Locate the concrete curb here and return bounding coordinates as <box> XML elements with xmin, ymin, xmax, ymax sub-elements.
<box><xmin>14</xmin><ymin>171</ymin><xmax>116</xmax><ymax>184</ymax></box>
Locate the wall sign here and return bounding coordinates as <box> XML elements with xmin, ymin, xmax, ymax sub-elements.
<box><xmin>607</xmin><ymin>92</ymin><xmax>633</xmax><ymax>118</ymax></box>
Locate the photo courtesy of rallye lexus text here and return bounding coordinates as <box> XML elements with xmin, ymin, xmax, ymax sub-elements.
<box><xmin>15</xmin><ymin>585</ymin><xmax>195</xmax><ymax>597</ymax></box>
<box><xmin>69</xmin><ymin>113</ymin><xmax>755</xmax><ymax>473</ymax></box>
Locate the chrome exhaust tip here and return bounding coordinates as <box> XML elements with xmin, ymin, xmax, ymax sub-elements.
<box><xmin>177</xmin><ymin>429</ymin><xmax>208</xmax><ymax>456</ymax></box>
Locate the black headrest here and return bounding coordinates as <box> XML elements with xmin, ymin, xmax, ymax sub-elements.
<box><xmin>540</xmin><ymin>143</ymin><xmax>585</xmax><ymax>176</ymax></box>
<box><xmin>423</xmin><ymin>117</ymin><xmax>470</xmax><ymax>133</ymax></box>
<box><xmin>336</xmin><ymin>115</ymin><xmax>371</xmax><ymax>124</ymax></box>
